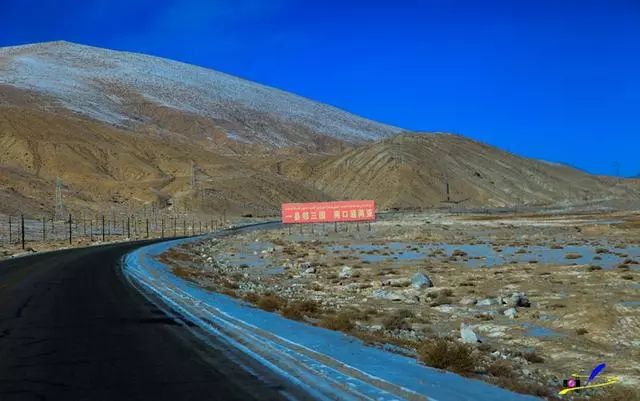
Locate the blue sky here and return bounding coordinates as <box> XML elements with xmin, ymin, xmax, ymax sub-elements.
<box><xmin>1</xmin><ymin>0</ymin><xmax>639</xmax><ymax>176</ymax></box>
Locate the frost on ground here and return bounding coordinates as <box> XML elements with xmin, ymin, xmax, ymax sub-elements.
<box><xmin>161</xmin><ymin>212</ymin><xmax>640</xmax><ymax>401</ymax></box>
<box><xmin>124</xmin><ymin>235</ymin><xmax>543</xmax><ymax>401</ymax></box>
<box><xmin>0</xmin><ymin>41</ymin><xmax>401</xmax><ymax>146</ymax></box>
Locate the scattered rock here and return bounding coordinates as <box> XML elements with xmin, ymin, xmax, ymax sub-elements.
<box><xmin>338</xmin><ymin>265</ymin><xmax>353</xmax><ymax>279</ymax></box>
<box><xmin>507</xmin><ymin>292</ymin><xmax>531</xmax><ymax>308</ymax></box>
<box><xmin>383</xmin><ymin>277</ymin><xmax>411</xmax><ymax>287</ymax></box>
<box><xmin>504</xmin><ymin>307</ymin><xmax>518</xmax><ymax>319</ymax></box>
<box><xmin>410</xmin><ymin>272</ymin><xmax>433</xmax><ymax>289</ymax></box>
<box><xmin>302</xmin><ymin>267</ymin><xmax>316</xmax><ymax>275</ymax></box>
<box><xmin>371</xmin><ymin>289</ymin><xmax>404</xmax><ymax>301</ymax></box>
<box><xmin>460</xmin><ymin>297</ymin><xmax>477</xmax><ymax>306</ymax></box>
<box><xmin>460</xmin><ymin>323</ymin><xmax>481</xmax><ymax>343</ymax></box>
<box><xmin>477</xmin><ymin>298</ymin><xmax>500</xmax><ymax>307</ymax></box>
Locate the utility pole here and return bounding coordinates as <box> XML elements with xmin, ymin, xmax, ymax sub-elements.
<box><xmin>54</xmin><ymin>177</ymin><xmax>64</xmax><ymax>220</ymax></box>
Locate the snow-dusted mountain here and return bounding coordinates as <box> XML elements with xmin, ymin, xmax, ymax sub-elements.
<box><xmin>0</xmin><ymin>41</ymin><xmax>401</xmax><ymax>147</ymax></box>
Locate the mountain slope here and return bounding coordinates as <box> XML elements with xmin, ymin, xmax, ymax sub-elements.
<box><xmin>0</xmin><ymin>41</ymin><xmax>400</xmax><ymax>149</ymax></box>
<box><xmin>286</xmin><ymin>134</ymin><xmax>640</xmax><ymax>209</ymax></box>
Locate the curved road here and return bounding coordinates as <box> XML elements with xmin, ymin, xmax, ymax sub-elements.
<box><xmin>0</xmin><ymin>239</ymin><xmax>311</xmax><ymax>401</ymax></box>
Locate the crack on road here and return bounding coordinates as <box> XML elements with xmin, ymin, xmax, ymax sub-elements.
<box><xmin>15</xmin><ymin>295</ymin><xmax>33</xmax><ymax>319</ymax></box>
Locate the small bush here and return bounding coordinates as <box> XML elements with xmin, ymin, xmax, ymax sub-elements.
<box><xmin>382</xmin><ymin>309</ymin><xmax>414</xmax><ymax>331</ymax></box>
<box><xmin>244</xmin><ymin>292</ymin><xmax>260</xmax><ymax>304</ymax></box>
<box><xmin>320</xmin><ymin>313</ymin><xmax>355</xmax><ymax>332</ymax></box>
<box><xmin>621</xmin><ymin>274</ymin><xmax>634</xmax><ymax>280</ymax></box>
<box><xmin>452</xmin><ymin>249</ymin><xmax>468</xmax><ymax>257</ymax></box>
<box><xmin>576</xmin><ymin>328</ymin><xmax>589</xmax><ymax>335</ymax></box>
<box><xmin>281</xmin><ymin>300</ymin><xmax>320</xmax><ymax>320</ymax></box>
<box><xmin>257</xmin><ymin>295</ymin><xmax>285</xmax><ymax>312</ymax></box>
<box><xmin>488</xmin><ymin>360</ymin><xmax>514</xmax><ymax>378</ymax></box>
<box><xmin>522</xmin><ymin>350</ymin><xmax>545</xmax><ymax>364</ymax></box>
<box><xmin>590</xmin><ymin>386</ymin><xmax>640</xmax><ymax>401</ymax></box>
<box><xmin>417</xmin><ymin>338</ymin><xmax>475</xmax><ymax>374</ymax></box>
<box><xmin>281</xmin><ymin>306</ymin><xmax>304</xmax><ymax>321</ymax></box>
<box><xmin>588</xmin><ymin>265</ymin><xmax>603</xmax><ymax>271</ymax></box>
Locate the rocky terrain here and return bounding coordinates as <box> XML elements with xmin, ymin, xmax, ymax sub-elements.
<box><xmin>161</xmin><ymin>211</ymin><xmax>640</xmax><ymax>400</ymax></box>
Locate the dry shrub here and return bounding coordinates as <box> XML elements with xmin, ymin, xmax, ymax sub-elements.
<box><xmin>487</xmin><ymin>360</ymin><xmax>514</xmax><ymax>378</ymax></box>
<box><xmin>576</xmin><ymin>328</ymin><xmax>589</xmax><ymax>335</ymax></box>
<box><xmin>220</xmin><ymin>288</ymin><xmax>237</xmax><ymax>297</ymax></box>
<box><xmin>164</xmin><ymin>248</ymin><xmax>193</xmax><ymax>261</ymax></box>
<box><xmin>244</xmin><ymin>292</ymin><xmax>260</xmax><ymax>304</ymax></box>
<box><xmin>257</xmin><ymin>294</ymin><xmax>285</xmax><ymax>312</ymax></box>
<box><xmin>522</xmin><ymin>350</ymin><xmax>545</xmax><ymax>364</ymax></box>
<box><xmin>382</xmin><ymin>309</ymin><xmax>414</xmax><ymax>331</ymax></box>
<box><xmin>430</xmin><ymin>292</ymin><xmax>451</xmax><ymax>307</ymax></box>
<box><xmin>591</xmin><ymin>386</ymin><xmax>640</xmax><ymax>401</ymax></box>
<box><xmin>493</xmin><ymin>377</ymin><xmax>548</xmax><ymax>397</ymax></box>
<box><xmin>320</xmin><ymin>312</ymin><xmax>355</xmax><ymax>332</ymax></box>
<box><xmin>417</xmin><ymin>337</ymin><xmax>475</xmax><ymax>374</ymax></box>
<box><xmin>171</xmin><ymin>266</ymin><xmax>196</xmax><ymax>280</ymax></box>
<box><xmin>281</xmin><ymin>306</ymin><xmax>304</xmax><ymax>321</ymax></box>
<box><xmin>281</xmin><ymin>300</ymin><xmax>320</xmax><ymax>321</ymax></box>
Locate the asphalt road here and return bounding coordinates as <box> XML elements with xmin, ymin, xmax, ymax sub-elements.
<box><xmin>0</xmin><ymin>239</ymin><xmax>309</xmax><ymax>401</ymax></box>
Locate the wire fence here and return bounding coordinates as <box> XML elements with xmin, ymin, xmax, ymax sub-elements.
<box><xmin>0</xmin><ymin>211</ymin><xmax>228</xmax><ymax>251</ymax></box>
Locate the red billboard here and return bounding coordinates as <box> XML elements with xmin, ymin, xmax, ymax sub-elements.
<box><xmin>282</xmin><ymin>200</ymin><xmax>376</xmax><ymax>224</ymax></box>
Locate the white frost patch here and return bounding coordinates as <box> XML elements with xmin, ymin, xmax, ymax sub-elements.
<box><xmin>123</xmin><ymin>236</ymin><xmax>543</xmax><ymax>401</ymax></box>
<box><xmin>0</xmin><ymin>41</ymin><xmax>401</xmax><ymax>144</ymax></box>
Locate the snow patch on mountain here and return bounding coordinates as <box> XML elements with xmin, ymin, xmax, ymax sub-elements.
<box><xmin>0</xmin><ymin>41</ymin><xmax>401</xmax><ymax>145</ymax></box>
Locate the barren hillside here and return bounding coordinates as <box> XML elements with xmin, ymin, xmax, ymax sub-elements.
<box><xmin>285</xmin><ymin>134</ymin><xmax>640</xmax><ymax>209</ymax></box>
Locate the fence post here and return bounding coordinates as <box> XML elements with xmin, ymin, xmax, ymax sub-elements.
<box><xmin>68</xmin><ymin>214</ymin><xmax>72</xmax><ymax>245</ymax></box>
<box><xmin>9</xmin><ymin>216</ymin><xmax>12</xmax><ymax>244</ymax></box>
<box><xmin>42</xmin><ymin>217</ymin><xmax>46</xmax><ymax>241</ymax></box>
<box><xmin>173</xmin><ymin>217</ymin><xmax>177</xmax><ymax>237</ymax></box>
<box><xmin>146</xmin><ymin>219</ymin><xmax>149</xmax><ymax>239</ymax></box>
<box><xmin>90</xmin><ymin>220</ymin><xmax>94</xmax><ymax>241</ymax></box>
<box><xmin>127</xmin><ymin>216</ymin><xmax>130</xmax><ymax>238</ymax></box>
<box><xmin>102</xmin><ymin>215</ymin><xmax>105</xmax><ymax>242</ymax></box>
<box><xmin>161</xmin><ymin>217</ymin><xmax>165</xmax><ymax>239</ymax></box>
<box><xmin>334</xmin><ymin>222</ymin><xmax>337</xmax><ymax>233</ymax></box>
<box><xmin>21</xmin><ymin>214</ymin><xmax>25</xmax><ymax>250</ymax></box>
<box><xmin>183</xmin><ymin>220</ymin><xmax>186</xmax><ymax>236</ymax></box>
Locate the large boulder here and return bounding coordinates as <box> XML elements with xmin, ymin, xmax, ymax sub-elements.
<box><xmin>410</xmin><ymin>272</ymin><xmax>433</xmax><ymax>289</ymax></box>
